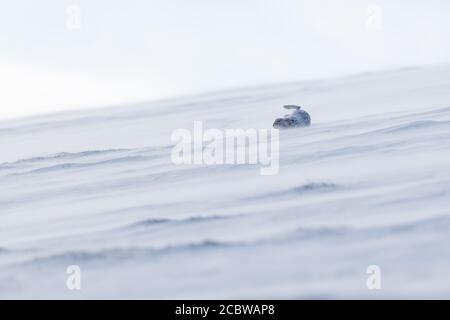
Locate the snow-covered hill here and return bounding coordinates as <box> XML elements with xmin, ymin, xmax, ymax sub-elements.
<box><xmin>1</xmin><ymin>65</ymin><xmax>450</xmax><ymax>298</ymax></box>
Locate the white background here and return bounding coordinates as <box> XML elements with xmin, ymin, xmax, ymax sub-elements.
<box><xmin>1</xmin><ymin>0</ymin><xmax>450</xmax><ymax>119</ymax></box>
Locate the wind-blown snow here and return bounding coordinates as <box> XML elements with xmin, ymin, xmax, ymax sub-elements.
<box><xmin>1</xmin><ymin>65</ymin><xmax>450</xmax><ymax>299</ymax></box>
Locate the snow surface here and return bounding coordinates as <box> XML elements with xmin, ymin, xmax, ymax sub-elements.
<box><xmin>1</xmin><ymin>65</ymin><xmax>450</xmax><ymax>299</ymax></box>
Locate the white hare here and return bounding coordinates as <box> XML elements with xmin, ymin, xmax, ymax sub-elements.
<box><xmin>273</xmin><ymin>105</ymin><xmax>311</xmax><ymax>129</ymax></box>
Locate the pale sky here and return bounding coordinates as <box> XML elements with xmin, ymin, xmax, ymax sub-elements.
<box><xmin>1</xmin><ymin>0</ymin><xmax>450</xmax><ymax>120</ymax></box>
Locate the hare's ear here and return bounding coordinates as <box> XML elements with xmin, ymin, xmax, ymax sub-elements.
<box><xmin>283</xmin><ymin>105</ymin><xmax>301</xmax><ymax>110</ymax></box>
